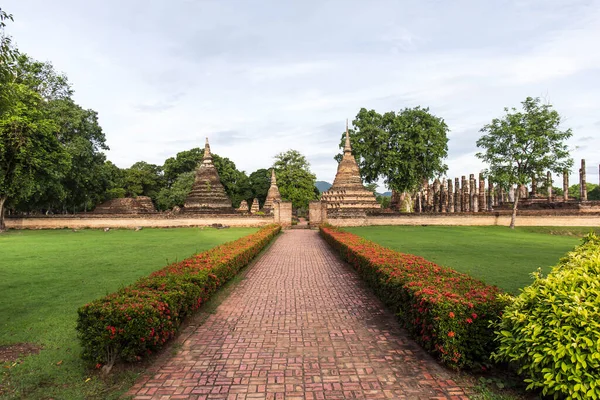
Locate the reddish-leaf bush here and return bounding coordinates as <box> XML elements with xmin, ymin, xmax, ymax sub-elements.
<box><xmin>320</xmin><ymin>225</ymin><xmax>507</xmax><ymax>369</ymax></box>
<box><xmin>77</xmin><ymin>224</ymin><xmax>281</xmax><ymax>367</ymax></box>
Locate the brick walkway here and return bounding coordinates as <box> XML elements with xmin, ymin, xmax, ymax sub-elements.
<box><xmin>128</xmin><ymin>230</ymin><xmax>469</xmax><ymax>399</ymax></box>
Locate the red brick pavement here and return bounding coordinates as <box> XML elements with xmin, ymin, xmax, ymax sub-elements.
<box><xmin>127</xmin><ymin>230</ymin><xmax>470</xmax><ymax>399</ymax></box>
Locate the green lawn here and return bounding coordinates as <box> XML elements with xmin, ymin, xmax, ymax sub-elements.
<box><xmin>343</xmin><ymin>226</ymin><xmax>595</xmax><ymax>294</ymax></box>
<box><xmin>0</xmin><ymin>227</ymin><xmax>257</xmax><ymax>400</ymax></box>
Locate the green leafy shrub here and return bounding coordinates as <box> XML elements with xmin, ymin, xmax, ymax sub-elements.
<box><xmin>493</xmin><ymin>233</ymin><xmax>600</xmax><ymax>399</ymax></box>
<box><xmin>320</xmin><ymin>225</ymin><xmax>507</xmax><ymax>369</ymax></box>
<box><xmin>77</xmin><ymin>224</ymin><xmax>281</xmax><ymax>368</ymax></box>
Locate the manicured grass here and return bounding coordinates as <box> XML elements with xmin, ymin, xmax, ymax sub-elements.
<box><xmin>0</xmin><ymin>227</ymin><xmax>257</xmax><ymax>400</ymax></box>
<box><xmin>343</xmin><ymin>226</ymin><xmax>589</xmax><ymax>294</ymax></box>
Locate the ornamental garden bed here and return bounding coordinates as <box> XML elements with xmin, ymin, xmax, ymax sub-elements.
<box><xmin>76</xmin><ymin>224</ymin><xmax>281</xmax><ymax>371</ymax></box>
<box><xmin>320</xmin><ymin>225</ymin><xmax>508</xmax><ymax>370</ymax></box>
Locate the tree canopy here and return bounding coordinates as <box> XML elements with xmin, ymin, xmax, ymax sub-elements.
<box><xmin>338</xmin><ymin>107</ymin><xmax>449</xmax><ymax>194</ymax></box>
<box><xmin>476</xmin><ymin>97</ymin><xmax>573</xmax><ymax>228</ymax></box>
<box><xmin>273</xmin><ymin>150</ymin><xmax>317</xmax><ymax>210</ymax></box>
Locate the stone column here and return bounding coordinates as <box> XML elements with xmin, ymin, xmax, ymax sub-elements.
<box><xmin>469</xmin><ymin>174</ymin><xmax>476</xmax><ymax>212</ymax></box>
<box><xmin>447</xmin><ymin>179</ymin><xmax>454</xmax><ymax>213</ymax></box>
<box><xmin>422</xmin><ymin>180</ymin><xmax>429</xmax><ymax>212</ymax></box>
<box><xmin>440</xmin><ymin>180</ymin><xmax>447</xmax><ymax>212</ymax></box>
<box><xmin>531</xmin><ymin>176</ymin><xmax>537</xmax><ymax>198</ymax></box>
<box><xmin>563</xmin><ymin>170</ymin><xmax>569</xmax><ymax>201</ymax></box>
<box><xmin>454</xmin><ymin>177</ymin><xmax>460</xmax><ymax>212</ymax></box>
<box><xmin>508</xmin><ymin>186</ymin><xmax>515</xmax><ymax>202</ymax></box>
<box><xmin>581</xmin><ymin>159</ymin><xmax>587</xmax><ymax>201</ymax></box>
<box><xmin>416</xmin><ymin>191</ymin><xmax>422</xmax><ymax>213</ymax></box>
<box><xmin>547</xmin><ymin>171</ymin><xmax>552</xmax><ymax>202</ymax></box>
<box><xmin>488</xmin><ymin>179</ymin><xmax>494</xmax><ymax>211</ymax></box>
<box><xmin>433</xmin><ymin>179</ymin><xmax>441</xmax><ymax>213</ymax></box>
<box><xmin>479</xmin><ymin>173</ymin><xmax>486</xmax><ymax>212</ymax></box>
<box><xmin>461</xmin><ymin>176</ymin><xmax>468</xmax><ymax>212</ymax></box>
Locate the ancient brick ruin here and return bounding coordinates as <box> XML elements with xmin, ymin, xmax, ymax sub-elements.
<box><xmin>93</xmin><ymin>196</ymin><xmax>156</xmax><ymax>214</ymax></box>
<box><xmin>236</xmin><ymin>200</ymin><xmax>249</xmax><ymax>213</ymax></box>
<box><xmin>319</xmin><ymin>122</ymin><xmax>380</xmax><ymax>218</ymax></box>
<box><xmin>250</xmin><ymin>198</ymin><xmax>260</xmax><ymax>214</ymax></box>
<box><xmin>262</xmin><ymin>169</ymin><xmax>282</xmax><ymax>214</ymax></box>
<box><xmin>413</xmin><ymin>158</ymin><xmax>600</xmax><ymax>214</ymax></box>
<box><xmin>183</xmin><ymin>138</ymin><xmax>234</xmax><ymax>214</ymax></box>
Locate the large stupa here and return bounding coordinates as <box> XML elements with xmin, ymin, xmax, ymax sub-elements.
<box><xmin>320</xmin><ymin>122</ymin><xmax>380</xmax><ymax>216</ymax></box>
<box><xmin>183</xmin><ymin>138</ymin><xmax>234</xmax><ymax>213</ymax></box>
<box><xmin>262</xmin><ymin>169</ymin><xmax>282</xmax><ymax>214</ymax></box>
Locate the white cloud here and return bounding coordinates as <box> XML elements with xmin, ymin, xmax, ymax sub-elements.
<box><xmin>5</xmin><ymin>0</ymin><xmax>600</xmax><ymax>190</ymax></box>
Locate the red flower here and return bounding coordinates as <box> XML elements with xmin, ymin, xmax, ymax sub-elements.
<box><xmin>447</xmin><ymin>331</ymin><xmax>455</xmax><ymax>338</ymax></box>
<box><xmin>471</xmin><ymin>313</ymin><xmax>478</xmax><ymax>319</ymax></box>
<box><xmin>448</xmin><ymin>312</ymin><xmax>455</xmax><ymax>318</ymax></box>
<box><xmin>466</xmin><ymin>318</ymin><xmax>473</xmax><ymax>324</ymax></box>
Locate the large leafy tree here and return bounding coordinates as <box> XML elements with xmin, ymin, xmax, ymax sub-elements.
<box><xmin>248</xmin><ymin>168</ymin><xmax>271</xmax><ymax>206</ymax></box>
<box><xmin>273</xmin><ymin>150</ymin><xmax>317</xmax><ymax>210</ymax></box>
<box><xmin>155</xmin><ymin>171</ymin><xmax>195</xmax><ymax>210</ymax></box>
<box><xmin>163</xmin><ymin>148</ymin><xmax>203</xmax><ymax>187</ymax></box>
<box><xmin>212</xmin><ymin>154</ymin><xmax>252</xmax><ymax>208</ymax></box>
<box><xmin>0</xmin><ymin>84</ymin><xmax>69</xmax><ymax>229</ymax></box>
<box><xmin>123</xmin><ymin>161</ymin><xmax>164</xmax><ymax>199</ymax></box>
<box><xmin>338</xmin><ymin>107</ymin><xmax>449</xmax><ymax>194</ymax></box>
<box><xmin>476</xmin><ymin>97</ymin><xmax>573</xmax><ymax>228</ymax></box>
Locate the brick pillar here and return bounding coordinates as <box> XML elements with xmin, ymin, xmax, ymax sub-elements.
<box><xmin>563</xmin><ymin>170</ymin><xmax>569</xmax><ymax>201</ymax></box>
<box><xmin>447</xmin><ymin>179</ymin><xmax>454</xmax><ymax>213</ymax></box>
<box><xmin>581</xmin><ymin>159</ymin><xmax>587</xmax><ymax>201</ymax></box>
<box><xmin>461</xmin><ymin>176</ymin><xmax>468</xmax><ymax>212</ymax></box>
<box><xmin>478</xmin><ymin>173</ymin><xmax>486</xmax><ymax>212</ymax></box>
<box><xmin>469</xmin><ymin>174</ymin><xmax>476</xmax><ymax>211</ymax></box>
<box><xmin>416</xmin><ymin>191</ymin><xmax>422</xmax><ymax>213</ymax></box>
<box><xmin>547</xmin><ymin>171</ymin><xmax>553</xmax><ymax>202</ymax></box>
<box><xmin>454</xmin><ymin>177</ymin><xmax>460</xmax><ymax>212</ymax></box>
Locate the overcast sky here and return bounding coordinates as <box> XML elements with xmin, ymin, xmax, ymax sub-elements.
<box><xmin>5</xmin><ymin>0</ymin><xmax>600</xmax><ymax>189</ymax></box>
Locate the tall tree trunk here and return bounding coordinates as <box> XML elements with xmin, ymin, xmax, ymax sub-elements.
<box><xmin>510</xmin><ymin>186</ymin><xmax>520</xmax><ymax>229</ymax></box>
<box><xmin>0</xmin><ymin>196</ymin><xmax>6</xmax><ymax>232</ymax></box>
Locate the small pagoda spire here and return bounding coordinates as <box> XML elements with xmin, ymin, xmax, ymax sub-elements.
<box><xmin>204</xmin><ymin>137</ymin><xmax>212</xmax><ymax>159</ymax></box>
<box><xmin>271</xmin><ymin>168</ymin><xmax>277</xmax><ymax>185</ymax></box>
<box><xmin>344</xmin><ymin>119</ymin><xmax>352</xmax><ymax>153</ymax></box>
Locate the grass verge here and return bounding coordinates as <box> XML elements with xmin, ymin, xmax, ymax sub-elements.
<box><xmin>343</xmin><ymin>226</ymin><xmax>585</xmax><ymax>293</ymax></box>
<box><xmin>0</xmin><ymin>227</ymin><xmax>257</xmax><ymax>399</ymax></box>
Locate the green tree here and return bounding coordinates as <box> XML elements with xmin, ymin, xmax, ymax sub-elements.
<box><xmin>212</xmin><ymin>154</ymin><xmax>251</xmax><ymax>208</ymax></box>
<box><xmin>273</xmin><ymin>150</ymin><xmax>317</xmax><ymax>210</ymax></box>
<box><xmin>476</xmin><ymin>97</ymin><xmax>573</xmax><ymax>228</ymax></box>
<box><xmin>101</xmin><ymin>161</ymin><xmax>126</xmax><ymax>200</ymax></box>
<box><xmin>0</xmin><ymin>83</ymin><xmax>69</xmax><ymax>229</ymax></box>
<box><xmin>338</xmin><ymin>107</ymin><xmax>449</xmax><ymax>194</ymax></box>
<box><xmin>163</xmin><ymin>148</ymin><xmax>203</xmax><ymax>187</ymax></box>
<box><xmin>1</xmin><ymin>7</ymin><xmax>17</xmax><ymax>116</ymax></box>
<box><xmin>155</xmin><ymin>171</ymin><xmax>195</xmax><ymax>210</ymax></box>
<box><xmin>248</xmin><ymin>168</ymin><xmax>271</xmax><ymax>206</ymax></box>
<box><xmin>123</xmin><ymin>161</ymin><xmax>164</xmax><ymax>200</ymax></box>
<box><xmin>568</xmin><ymin>183</ymin><xmax>600</xmax><ymax>201</ymax></box>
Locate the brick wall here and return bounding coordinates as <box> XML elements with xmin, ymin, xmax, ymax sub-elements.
<box><xmin>327</xmin><ymin>213</ymin><xmax>600</xmax><ymax>227</ymax></box>
<box><xmin>5</xmin><ymin>215</ymin><xmax>274</xmax><ymax>229</ymax></box>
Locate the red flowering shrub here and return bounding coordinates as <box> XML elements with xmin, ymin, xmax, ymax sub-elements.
<box><xmin>77</xmin><ymin>224</ymin><xmax>281</xmax><ymax>367</ymax></box>
<box><xmin>320</xmin><ymin>225</ymin><xmax>508</xmax><ymax>369</ymax></box>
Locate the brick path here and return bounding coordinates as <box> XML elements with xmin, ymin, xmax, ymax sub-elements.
<box><xmin>128</xmin><ymin>230</ymin><xmax>469</xmax><ymax>399</ymax></box>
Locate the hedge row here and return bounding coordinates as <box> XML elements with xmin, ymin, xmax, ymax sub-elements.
<box><xmin>76</xmin><ymin>224</ymin><xmax>281</xmax><ymax>367</ymax></box>
<box><xmin>493</xmin><ymin>233</ymin><xmax>600</xmax><ymax>399</ymax></box>
<box><xmin>320</xmin><ymin>225</ymin><xmax>507</xmax><ymax>369</ymax></box>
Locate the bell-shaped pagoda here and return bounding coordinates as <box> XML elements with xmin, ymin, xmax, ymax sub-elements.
<box><xmin>262</xmin><ymin>169</ymin><xmax>282</xmax><ymax>213</ymax></box>
<box><xmin>320</xmin><ymin>121</ymin><xmax>380</xmax><ymax>216</ymax></box>
<box><xmin>183</xmin><ymin>138</ymin><xmax>234</xmax><ymax>213</ymax></box>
